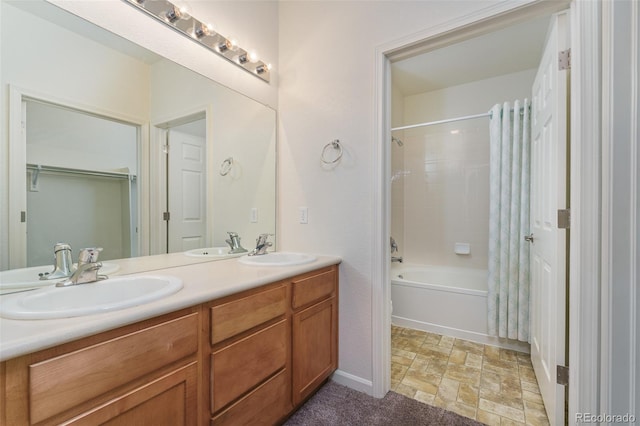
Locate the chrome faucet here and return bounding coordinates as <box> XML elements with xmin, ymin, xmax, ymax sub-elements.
<box><xmin>40</xmin><ymin>242</ymin><xmax>74</xmax><ymax>280</ymax></box>
<box><xmin>225</xmin><ymin>232</ymin><xmax>248</xmax><ymax>254</ymax></box>
<box><xmin>248</xmin><ymin>233</ymin><xmax>273</xmax><ymax>256</ymax></box>
<box><xmin>56</xmin><ymin>248</ymin><xmax>106</xmax><ymax>287</ymax></box>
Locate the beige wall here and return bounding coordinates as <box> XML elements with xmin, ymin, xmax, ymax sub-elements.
<box><xmin>277</xmin><ymin>0</ymin><xmax>512</xmax><ymax>390</ymax></box>
<box><xmin>392</xmin><ymin>69</ymin><xmax>536</xmax><ymax>269</ymax></box>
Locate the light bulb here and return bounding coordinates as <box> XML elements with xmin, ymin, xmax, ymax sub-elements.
<box><xmin>248</xmin><ymin>51</ymin><xmax>259</xmax><ymax>63</ymax></box>
<box><xmin>218</xmin><ymin>39</ymin><xmax>229</xmax><ymax>53</ymax></box>
<box><xmin>165</xmin><ymin>6</ymin><xmax>182</xmax><ymax>23</ymax></box>
<box><xmin>173</xmin><ymin>0</ymin><xmax>191</xmax><ymax>19</ymax></box>
<box><xmin>256</xmin><ymin>63</ymin><xmax>272</xmax><ymax>75</ymax></box>
<box><xmin>227</xmin><ymin>38</ymin><xmax>239</xmax><ymax>51</ymax></box>
<box><xmin>194</xmin><ymin>22</ymin><xmax>214</xmax><ymax>39</ymax></box>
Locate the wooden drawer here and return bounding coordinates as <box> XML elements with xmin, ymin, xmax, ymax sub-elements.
<box><xmin>29</xmin><ymin>313</ymin><xmax>199</xmax><ymax>424</ymax></box>
<box><xmin>63</xmin><ymin>362</ymin><xmax>198</xmax><ymax>426</ymax></box>
<box><xmin>211</xmin><ymin>320</ymin><xmax>287</xmax><ymax>413</ymax></box>
<box><xmin>211</xmin><ymin>369</ymin><xmax>291</xmax><ymax>426</ymax></box>
<box><xmin>210</xmin><ymin>285</ymin><xmax>286</xmax><ymax>344</ymax></box>
<box><xmin>292</xmin><ymin>267</ymin><xmax>336</xmax><ymax>310</ymax></box>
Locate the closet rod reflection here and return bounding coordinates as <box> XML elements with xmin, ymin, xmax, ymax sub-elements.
<box><xmin>26</xmin><ymin>164</ymin><xmax>136</xmax><ymax>180</ymax></box>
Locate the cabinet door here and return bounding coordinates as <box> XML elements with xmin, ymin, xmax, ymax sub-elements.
<box><xmin>292</xmin><ymin>297</ymin><xmax>338</xmax><ymax>406</ymax></box>
<box><xmin>64</xmin><ymin>362</ymin><xmax>198</xmax><ymax>426</ymax></box>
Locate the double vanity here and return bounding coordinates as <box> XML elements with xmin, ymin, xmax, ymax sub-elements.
<box><xmin>0</xmin><ymin>252</ymin><xmax>341</xmax><ymax>425</ymax></box>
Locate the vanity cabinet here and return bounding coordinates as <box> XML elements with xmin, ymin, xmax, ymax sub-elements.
<box><xmin>0</xmin><ymin>264</ymin><xmax>340</xmax><ymax>426</ymax></box>
<box><xmin>1</xmin><ymin>308</ymin><xmax>200</xmax><ymax>425</ymax></box>
<box><xmin>291</xmin><ymin>266</ymin><xmax>339</xmax><ymax>406</ymax></box>
<box><xmin>207</xmin><ymin>282</ymin><xmax>291</xmax><ymax>425</ymax></box>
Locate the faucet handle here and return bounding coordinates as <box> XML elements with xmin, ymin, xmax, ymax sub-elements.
<box><xmin>78</xmin><ymin>247</ymin><xmax>103</xmax><ymax>264</ymax></box>
<box><xmin>257</xmin><ymin>233</ymin><xmax>273</xmax><ymax>242</ymax></box>
<box><xmin>256</xmin><ymin>233</ymin><xmax>274</xmax><ymax>248</ymax></box>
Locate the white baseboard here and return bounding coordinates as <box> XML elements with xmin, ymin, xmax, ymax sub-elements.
<box><xmin>330</xmin><ymin>369</ymin><xmax>374</xmax><ymax>396</ymax></box>
<box><xmin>392</xmin><ymin>315</ymin><xmax>530</xmax><ymax>353</ymax></box>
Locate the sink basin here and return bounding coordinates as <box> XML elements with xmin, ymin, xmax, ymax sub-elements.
<box><xmin>238</xmin><ymin>252</ymin><xmax>317</xmax><ymax>266</ymax></box>
<box><xmin>0</xmin><ymin>262</ymin><xmax>120</xmax><ymax>292</ymax></box>
<box><xmin>184</xmin><ymin>247</ymin><xmax>242</xmax><ymax>258</ymax></box>
<box><xmin>0</xmin><ymin>275</ymin><xmax>182</xmax><ymax>320</ymax></box>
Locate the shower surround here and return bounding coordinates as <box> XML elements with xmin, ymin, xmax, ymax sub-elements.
<box><xmin>390</xmin><ymin>69</ymin><xmax>536</xmax><ymax>351</ymax></box>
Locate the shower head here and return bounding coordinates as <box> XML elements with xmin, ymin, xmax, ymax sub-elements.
<box><xmin>392</xmin><ymin>137</ymin><xmax>404</xmax><ymax>147</ymax></box>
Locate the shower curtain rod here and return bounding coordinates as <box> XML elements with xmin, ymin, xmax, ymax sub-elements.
<box><xmin>391</xmin><ymin>105</ymin><xmax>528</xmax><ymax>132</ymax></box>
<box><xmin>391</xmin><ymin>113</ymin><xmax>488</xmax><ymax>131</ymax></box>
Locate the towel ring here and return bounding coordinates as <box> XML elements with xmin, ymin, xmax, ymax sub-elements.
<box><xmin>219</xmin><ymin>157</ymin><xmax>233</xmax><ymax>176</ymax></box>
<box><xmin>321</xmin><ymin>139</ymin><xmax>343</xmax><ymax>165</ymax></box>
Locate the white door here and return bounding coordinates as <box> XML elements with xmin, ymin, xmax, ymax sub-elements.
<box><xmin>167</xmin><ymin>124</ymin><xmax>207</xmax><ymax>252</ymax></box>
<box><xmin>529</xmin><ymin>12</ymin><xmax>569</xmax><ymax>426</ymax></box>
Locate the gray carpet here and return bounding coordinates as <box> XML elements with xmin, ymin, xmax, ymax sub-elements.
<box><xmin>284</xmin><ymin>381</ymin><xmax>484</xmax><ymax>425</ymax></box>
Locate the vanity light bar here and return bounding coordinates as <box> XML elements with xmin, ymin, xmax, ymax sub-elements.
<box><xmin>124</xmin><ymin>0</ymin><xmax>271</xmax><ymax>82</ymax></box>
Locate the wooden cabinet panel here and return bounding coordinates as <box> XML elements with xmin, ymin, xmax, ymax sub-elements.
<box><xmin>291</xmin><ymin>267</ymin><xmax>336</xmax><ymax>309</ymax></box>
<box><xmin>211</xmin><ymin>369</ymin><xmax>291</xmax><ymax>426</ymax></box>
<box><xmin>210</xmin><ymin>285</ymin><xmax>286</xmax><ymax>344</ymax></box>
<box><xmin>29</xmin><ymin>313</ymin><xmax>198</xmax><ymax>424</ymax></box>
<box><xmin>292</xmin><ymin>297</ymin><xmax>338</xmax><ymax>406</ymax></box>
<box><xmin>63</xmin><ymin>362</ymin><xmax>197</xmax><ymax>426</ymax></box>
<box><xmin>1</xmin><ymin>263</ymin><xmax>340</xmax><ymax>426</ymax></box>
<box><xmin>211</xmin><ymin>320</ymin><xmax>287</xmax><ymax>413</ymax></box>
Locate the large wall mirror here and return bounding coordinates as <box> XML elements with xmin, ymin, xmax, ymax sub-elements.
<box><xmin>1</xmin><ymin>0</ymin><xmax>276</xmax><ymax>271</ymax></box>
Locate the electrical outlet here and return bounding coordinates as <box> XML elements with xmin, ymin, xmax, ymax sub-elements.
<box><xmin>299</xmin><ymin>207</ymin><xmax>308</xmax><ymax>224</ymax></box>
<box><xmin>250</xmin><ymin>207</ymin><xmax>258</xmax><ymax>223</ymax></box>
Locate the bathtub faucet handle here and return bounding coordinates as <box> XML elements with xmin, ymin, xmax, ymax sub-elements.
<box><xmin>391</xmin><ymin>256</ymin><xmax>403</xmax><ymax>263</ymax></box>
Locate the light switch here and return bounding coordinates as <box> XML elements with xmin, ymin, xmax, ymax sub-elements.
<box><xmin>299</xmin><ymin>207</ymin><xmax>308</xmax><ymax>224</ymax></box>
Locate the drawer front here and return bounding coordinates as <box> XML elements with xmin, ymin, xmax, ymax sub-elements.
<box><xmin>211</xmin><ymin>285</ymin><xmax>286</xmax><ymax>344</ymax></box>
<box><xmin>292</xmin><ymin>268</ymin><xmax>336</xmax><ymax>309</ymax></box>
<box><xmin>63</xmin><ymin>362</ymin><xmax>198</xmax><ymax>426</ymax></box>
<box><xmin>211</xmin><ymin>320</ymin><xmax>287</xmax><ymax>413</ymax></box>
<box><xmin>211</xmin><ymin>369</ymin><xmax>291</xmax><ymax>426</ymax></box>
<box><xmin>29</xmin><ymin>313</ymin><xmax>199</xmax><ymax>424</ymax></box>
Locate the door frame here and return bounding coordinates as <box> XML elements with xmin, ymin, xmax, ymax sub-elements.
<box><xmin>150</xmin><ymin>105</ymin><xmax>213</xmax><ymax>255</ymax></box>
<box><xmin>372</xmin><ymin>0</ymin><xmax>602</xmax><ymax>420</ymax></box>
<box><xmin>7</xmin><ymin>85</ymin><xmax>149</xmax><ymax>267</ymax></box>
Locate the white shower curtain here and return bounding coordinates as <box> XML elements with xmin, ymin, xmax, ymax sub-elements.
<box><xmin>487</xmin><ymin>100</ymin><xmax>531</xmax><ymax>342</ymax></box>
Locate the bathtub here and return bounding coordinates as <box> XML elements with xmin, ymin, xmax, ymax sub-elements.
<box><xmin>391</xmin><ymin>264</ymin><xmax>528</xmax><ymax>351</ymax></box>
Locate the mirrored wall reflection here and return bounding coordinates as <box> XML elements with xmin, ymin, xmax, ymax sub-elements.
<box><xmin>2</xmin><ymin>0</ymin><xmax>276</xmax><ymax>271</ymax></box>
<box><xmin>25</xmin><ymin>100</ymin><xmax>139</xmax><ymax>266</ymax></box>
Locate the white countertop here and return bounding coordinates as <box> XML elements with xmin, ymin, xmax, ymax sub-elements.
<box><xmin>0</xmin><ymin>253</ymin><xmax>341</xmax><ymax>362</ymax></box>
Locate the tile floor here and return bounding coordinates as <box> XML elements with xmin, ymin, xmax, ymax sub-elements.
<box><xmin>391</xmin><ymin>325</ymin><xmax>550</xmax><ymax>425</ymax></box>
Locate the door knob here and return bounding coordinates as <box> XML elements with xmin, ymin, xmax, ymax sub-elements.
<box><xmin>524</xmin><ymin>234</ymin><xmax>534</xmax><ymax>243</ymax></box>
